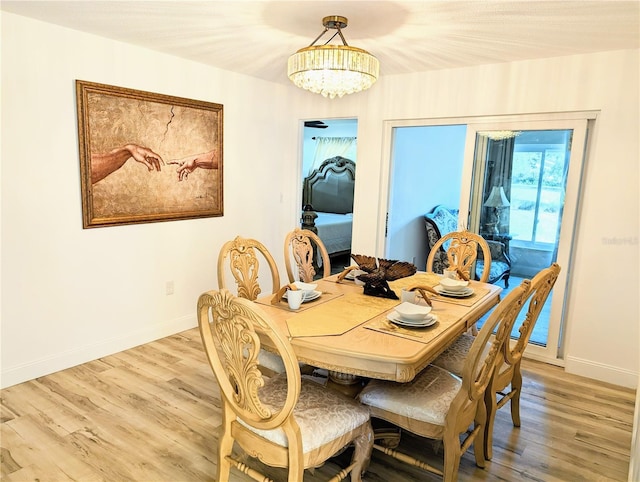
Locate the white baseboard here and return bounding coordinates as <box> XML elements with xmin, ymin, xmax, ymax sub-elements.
<box><xmin>565</xmin><ymin>355</ymin><xmax>638</xmax><ymax>389</ymax></box>
<box><xmin>1</xmin><ymin>315</ymin><xmax>197</xmax><ymax>389</ymax></box>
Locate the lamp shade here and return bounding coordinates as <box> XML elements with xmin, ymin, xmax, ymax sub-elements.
<box><xmin>288</xmin><ymin>45</ymin><xmax>379</xmax><ymax>99</ymax></box>
<box><xmin>484</xmin><ymin>186</ymin><xmax>510</xmax><ymax>208</ymax></box>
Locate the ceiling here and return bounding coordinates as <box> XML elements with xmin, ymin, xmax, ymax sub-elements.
<box><xmin>2</xmin><ymin>1</ymin><xmax>638</xmax><ymax>86</ymax></box>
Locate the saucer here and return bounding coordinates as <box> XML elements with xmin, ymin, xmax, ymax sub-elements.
<box><xmin>302</xmin><ymin>290</ymin><xmax>322</xmax><ymax>302</ymax></box>
<box><xmin>434</xmin><ymin>285</ymin><xmax>474</xmax><ymax>298</ymax></box>
<box><xmin>387</xmin><ymin>311</ymin><xmax>437</xmax><ymax>328</ymax></box>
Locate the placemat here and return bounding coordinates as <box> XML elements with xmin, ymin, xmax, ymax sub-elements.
<box><xmin>364</xmin><ymin>310</ymin><xmax>458</xmax><ymax>344</ymax></box>
<box><xmin>255</xmin><ymin>290</ymin><xmax>343</xmax><ymax>312</ymax></box>
<box><xmin>388</xmin><ymin>272</ymin><xmax>442</xmax><ymax>291</ymax></box>
<box><xmin>286</xmin><ymin>292</ymin><xmax>401</xmax><ymax>338</ymax></box>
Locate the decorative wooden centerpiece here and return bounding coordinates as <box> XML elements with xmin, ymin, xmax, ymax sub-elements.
<box><xmin>350</xmin><ymin>254</ymin><xmax>417</xmax><ymax>299</ymax></box>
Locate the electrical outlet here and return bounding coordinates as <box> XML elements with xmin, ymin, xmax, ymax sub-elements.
<box><xmin>166</xmin><ymin>281</ymin><xmax>174</xmax><ymax>295</ymax></box>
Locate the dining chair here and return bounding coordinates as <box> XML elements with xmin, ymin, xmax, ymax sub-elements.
<box><xmin>357</xmin><ymin>280</ymin><xmax>531</xmax><ymax>481</ymax></box>
<box><xmin>426</xmin><ymin>230</ymin><xmax>492</xmax><ymax>283</ymax></box>
<box><xmin>483</xmin><ymin>262</ymin><xmax>561</xmax><ymax>459</ymax></box>
<box><xmin>217</xmin><ymin>235</ymin><xmax>284</xmax><ymax>375</ymax></box>
<box><xmin>197</xmin><ymin>289</ymin><xmax>374</xmax><ymax>482</ymax></box>
<box><xmin>430</xmin><ymin>263</ymin><xmax>560</xmax><ymax>460</ymax></box>
<box><xmin>284</xmin><ymin>227</ymin><xmax>331</xmax><ymax>283</ymax></box>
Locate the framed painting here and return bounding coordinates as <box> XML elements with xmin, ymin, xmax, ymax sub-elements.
<box><xmin>76</xmin><ymin>80</ymin><xmax>223</xmax><ymax>228</ymax></box>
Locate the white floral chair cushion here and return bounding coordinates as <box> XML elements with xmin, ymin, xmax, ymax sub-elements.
<box><xmin>430</xmin><ymin>333</ymin><xmax>475</xmax><ymax>376</ymax></box>
<box><xmin>431</xmin><ymin>333</ymin><xmax>492</xmax><ymax>378</ymax></box>
<box><xmin>241</xmin><ymin>374</ymin><xmax>371</xmax><ymax>453</ymax></box>
<box><xmin>359</xmin><ymin>365</ymin><xmax>461</xmax><ymax>426</ymax></box>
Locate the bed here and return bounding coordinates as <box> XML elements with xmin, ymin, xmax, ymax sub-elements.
<box><xmin>301</xmin><ymin>156</ymin><xmax>355</xmax><ymax>260</ymax></box>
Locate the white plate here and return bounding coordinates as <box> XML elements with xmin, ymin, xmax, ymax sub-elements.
<box><xmin>387</xmin><ymin>311</ymin><xmax>438</xmax><ymax>328</ymax></box>
<box><xmin>344</xmin><ymin>269</ymin><xmax>366</xmax><ymax>285</ymax></box>
<box><xmin>285</xmin><ymin>290</ymin><xmax>322</xmax><ymax>303</ymax></box>
<box><xmin>434</xmin><ymin>285</ymin><xmax>474</xmax><ymax>298</ymax></box>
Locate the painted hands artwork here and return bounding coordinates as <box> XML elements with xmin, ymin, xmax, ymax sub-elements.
<box><xmin>92</xmin><ymin>145</ymin><xmax>218</xmax><ymax>183</ymax></box>
<box><xmin>77</xmin><ymin>80</ymin><xmax>223</xmax><ymax>227</ymax></box>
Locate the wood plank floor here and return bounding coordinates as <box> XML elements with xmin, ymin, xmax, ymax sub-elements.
<box><xmin>1</xmin><ymin>327</ymin><xmax>636</xmax><ymax>481</ymax></box>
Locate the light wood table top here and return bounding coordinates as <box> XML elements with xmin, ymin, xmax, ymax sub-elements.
<box><xmin>256</xmin><ymin>273</ymin><xmax>502</xmax><ymax>383</ymax></box>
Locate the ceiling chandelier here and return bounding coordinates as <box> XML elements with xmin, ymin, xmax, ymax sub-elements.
<box><xmin>287</xmin><ymin>16</ymin><xmax>379</xmax><ymax>99</ymax></box>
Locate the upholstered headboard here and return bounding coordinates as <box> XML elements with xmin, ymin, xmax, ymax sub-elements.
<box><xmin>302</xmin><ymin>156</ymin><xmax>355</xmax><ymax>214</ymax></box>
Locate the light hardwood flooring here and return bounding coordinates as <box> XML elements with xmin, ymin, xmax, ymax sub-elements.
<box><xmin>1</xmin><ymin>327</ymin><xmax>636</xmax><ymax>481</ymax></box>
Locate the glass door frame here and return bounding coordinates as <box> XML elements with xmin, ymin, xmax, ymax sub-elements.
<box><xmin>459</xmin><ymin>114</ymin><xmax>595</xmax><ymax>365</ymax></box>
<box><xmin>378</xmin><ymin>111</ymin><xmax>597</xmax><ymax>366</ymax></box>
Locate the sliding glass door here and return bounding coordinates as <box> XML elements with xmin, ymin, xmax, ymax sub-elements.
<box><xmin>460</xmin><ymin>117</ymin><xmax>590</xmax><ymax>364</ymax></box>
<box><xmin>381</xmin><ymin>113</ymin><xmax>593</xmax><ymax>365</ymax></box>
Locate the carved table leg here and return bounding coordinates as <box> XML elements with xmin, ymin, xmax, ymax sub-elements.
<box><xmin>327</xmin><ymin>371</ymin><xmax>365</xmax><ymax>398</ymax></box>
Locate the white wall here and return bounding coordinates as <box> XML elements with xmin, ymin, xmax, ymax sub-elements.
<box><xmin>386</xmin><ymin>125</ymin><xmax>466</xmax><ymax>268</ymax></box>
<box><xmin>0</xmin><ymin>13</ymin><xmax>317</xmax><ymax>387</ymax></box>
<box><xmin>2</xmin><ymin>12</ymin><xmax>638</xmax><ymax>390</ymax></box>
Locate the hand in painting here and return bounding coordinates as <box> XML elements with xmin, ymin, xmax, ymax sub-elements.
<box><xmin>167</xmin><ymin>149</ymin><xmax>219</xmax><ymax>181</ymax></box>
<box><xmin>91</xmin><ymin>144</ymin><xmax>164</xmax><ymax>183</ymax></box>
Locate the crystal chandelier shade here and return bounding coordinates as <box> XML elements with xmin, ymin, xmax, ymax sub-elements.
<box><xmin>478</xmin><ymin>130</ymin><xmax>522</xmax><ymax>140</ymax></box>
<box><xmin>287</xmin><ymin>16</ymin><xmax>379</xmax><ymax>99</ymax></box>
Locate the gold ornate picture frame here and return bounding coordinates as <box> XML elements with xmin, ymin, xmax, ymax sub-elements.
<box><xmin>76</xmin><ymin>80</ymin><xmax>223</xmax><ymax>228</ymax></box>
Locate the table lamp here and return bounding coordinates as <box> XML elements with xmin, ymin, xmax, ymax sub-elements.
<box><xmin>484</xmin><ymin>186</ymin><xmax>510</xmax><ymax>234</ymax></box>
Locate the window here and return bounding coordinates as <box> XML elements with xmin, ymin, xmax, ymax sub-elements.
<box><xmin>510</xmin><ymin>130</ymin><xmax>572</xmax><ymax>248</ymax></box>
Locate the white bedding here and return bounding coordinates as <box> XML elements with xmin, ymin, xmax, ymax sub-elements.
<box><xmin>315</xmin><ymin>212</ymin><xmax>353</xmax><ymax>257</ymax></box>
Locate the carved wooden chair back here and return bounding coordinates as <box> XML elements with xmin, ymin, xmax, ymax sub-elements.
<box><xmin>197</xmin><ymin>289</ymin><xmax>373</xmax><ymax>482</ymax></box>
<box><xmin>358</xmin><ymin>279</ymin><xmax>530</xmax><ymax>481</ymax></box>
<box><xmin>426</xmin><ymin>230</ymin><xmax>492</xmax><ymax>283</ymax></box>
<box><xmin>217</xmin><ymin>236</ymin><xmax>286</xmax><ymax>375</ymax></box>
<box><xmin>217</xmin><ymin>235</ymin><xmax>280</xmax><ymax>300</ymax></box>
<box><xmin>284</xmin><ymin>228</ymin><xmax>331</xmax><ymax>283</ymax></box>
<box><xmin>484</xmin><ymin>263</ymin><xmax>561</xmax><ymax>459</ymax></box>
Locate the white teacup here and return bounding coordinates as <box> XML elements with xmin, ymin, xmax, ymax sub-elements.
<box><xmin>287</xmin><ymin>289</ymin><xmax>304</xmax><ymax>310</ymax></box>
<box><xmin>401</xmin><ymin>288</ymin><xmax>417</xmax><ymax>304</ymax></box>
<box><xmin>443</xmin><ymin>269</ymin><xmax>458</xmax><ymax>279</ymax></box>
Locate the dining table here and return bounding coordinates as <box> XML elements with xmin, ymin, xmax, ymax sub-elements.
<box><xmin>255</xmin><ymin>271</ymin><xmax>502</xmax><ymax>387</ymax></box>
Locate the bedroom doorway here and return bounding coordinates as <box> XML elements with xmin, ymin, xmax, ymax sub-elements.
<box><xmin>302</xmin><ymin>118</ymin><xmax>358</xmax><ymax>273</ymax></box>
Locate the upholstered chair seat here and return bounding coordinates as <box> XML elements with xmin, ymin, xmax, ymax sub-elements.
<box><xmin>360</xmin><ymin>365</ymin><xmax>460</xmax><ymax>434</ymax></box>
<box><xmin>430</xmin><ymin>333</ymin><xmax>476</xmax><ymax>377</ymax></box>
<box><xmin>240</xmin><ymin>374</ymin><xmax>371</xmax><ymax>454</ymax></box>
